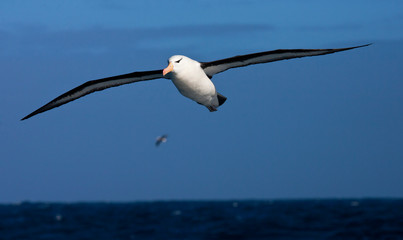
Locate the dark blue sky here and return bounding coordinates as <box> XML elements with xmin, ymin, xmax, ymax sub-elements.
<box><xmin>1</xmin><ymin>0</ymin><xmax>403</xmax><ymax>202</ymax></box>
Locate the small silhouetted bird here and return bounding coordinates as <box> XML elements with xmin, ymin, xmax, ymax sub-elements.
<box><xmin>155</xmin><ymin>134</ymin><xmax>168</xmax><ymax>147</ymax></box>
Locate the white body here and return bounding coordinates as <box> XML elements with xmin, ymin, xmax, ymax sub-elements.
<box><xmin>165</xmin><ymin>55</ymin><xmax>219</xmax><ymax>109</ymax></box>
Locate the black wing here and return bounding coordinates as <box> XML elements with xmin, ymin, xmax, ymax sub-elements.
<box><xmin>22</xmin><ymin>70</ymin><xmax>163</xmax><ymax>120</ymax></box>
<box><xmin>201</xmin><ymin>44</ymin><xmax>370</xmax><ymax>78</ymax></box>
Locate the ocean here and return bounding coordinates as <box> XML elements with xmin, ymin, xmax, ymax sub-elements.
<box><xmin>0</xmin><ymin>199</ymin><xmax>402</xmax><ymax>240</ymax></box>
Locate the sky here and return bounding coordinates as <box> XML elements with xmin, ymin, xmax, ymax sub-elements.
<box><xmin>1</xmin><ymin>0</ymin><xmax>403</xmax><ymax>202</ymax></box>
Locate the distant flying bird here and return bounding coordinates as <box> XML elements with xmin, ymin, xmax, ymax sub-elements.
<box><xmin>155</xmin><ymin>135</ymin><xmax>168</xmax><ymax>147</ymax></box>
<box><xmin>21</xmin><ymin>44</ymin><xmax>370</xmax><ymax>120</ymax></box>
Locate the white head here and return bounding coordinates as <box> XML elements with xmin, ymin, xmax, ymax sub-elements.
<box><xmin>163</xmin><ymin>55</ymin><xmax>199</xmax><ymax>78</ymax></box>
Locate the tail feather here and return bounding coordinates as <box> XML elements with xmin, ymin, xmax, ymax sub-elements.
<box><xmin>217</xmin><ymin>93</ymin><xmax>227</xmax><ymax>106</ymax></box>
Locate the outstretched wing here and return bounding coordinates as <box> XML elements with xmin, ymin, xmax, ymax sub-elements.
<box><xmin>22</xmin><ymin>70</ymin><xmax>163</xmax><ymax>120</ymax></box>
<box><xmin>201</xmin><ymin>44</ymin><xmax>370</xmax><ymax>78</ymax></box>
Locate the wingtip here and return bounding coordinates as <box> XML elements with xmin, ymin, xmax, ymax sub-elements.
<box><xmin>361</xmin><ymin>43</ymin><xmax>372</xmax><ymax>47</ymax></box>
<box><xmin>21</xmin><ymin>114</ymin><xmax>32</xmax><ymax>121</ymax></box>
<box><xmin>333</xmin><ymin>43</ymin><xmax>372</xmax><ymax>53</ymax></box>
<box><xmin>352</xmin><ymin>43</ymin><xmax>372</xmax><ymax>49</ymax></box>
<box><xmin>21</xmin><ymin>109</ymin><xmax>42</xmax><ymax>121</ymax></box>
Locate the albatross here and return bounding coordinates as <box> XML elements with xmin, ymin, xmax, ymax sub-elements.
<box><xmin>155</xmin><ymin>134</ymin><xmax>168</xmax><ymax>147</ymax></box>
<box><xmin>21</xmin><ymin>44</ymin><xmax>370</xmax><ymax>120</ymax></box>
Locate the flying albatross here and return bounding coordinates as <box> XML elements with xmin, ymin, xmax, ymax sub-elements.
<box><xmin>155</xmin><ymin>134</ymin><xmax>168</xmax><ymax>147</ymax></box>
<box><xmin>21</xmin><ymin>44</ymin><xmax>370</xmax><ymax>120</ymax></box>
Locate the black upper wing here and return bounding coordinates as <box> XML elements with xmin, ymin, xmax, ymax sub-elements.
<box><xmin>22</xmin><ymin>70</ymin><xmax>163</xmax><ymax>120</ymax></box>
<box><xmin>201</xmin><ymin>44</ymin><xmax>370</xmax><ymax>78</ymax></box>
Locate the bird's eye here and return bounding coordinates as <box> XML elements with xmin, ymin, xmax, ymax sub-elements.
<box><xmin>175</xmin><ymin>58</ymin><xmax>182</xmax><ymax>63</ymax></box>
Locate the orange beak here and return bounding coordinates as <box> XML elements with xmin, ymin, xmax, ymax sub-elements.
<box><xmin>163</xmin><ymin>62</ymin><xmax>174</xmax><ymax>76</ymax></box>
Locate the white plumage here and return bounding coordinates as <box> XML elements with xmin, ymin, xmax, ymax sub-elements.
<box><xmin>164</xmin><ymin>55</ymin><xmax>220</xmax><ymax>112</ymax></box>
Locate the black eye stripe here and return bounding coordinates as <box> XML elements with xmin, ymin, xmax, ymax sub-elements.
<box><xmin>175</xmin><ymin>58</ymin><xmax>183</xmax><ymax>63</ymax></box>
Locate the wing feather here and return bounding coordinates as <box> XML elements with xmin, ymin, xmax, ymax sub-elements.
<box><xmin>201</xmin><ymin>44</ymin><xmax>370</xmax><ymax>78</ymax></box>
<box><xmin>22</xmin><ymin>69</ymin><xmax>163</xmax><ymax>120</ymax></box>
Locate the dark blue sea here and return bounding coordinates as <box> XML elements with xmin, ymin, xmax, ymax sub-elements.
<box><xmin>0</xmin><ymin>199</ymin><xmax>402</xmax><ymax>240</ymax></box>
